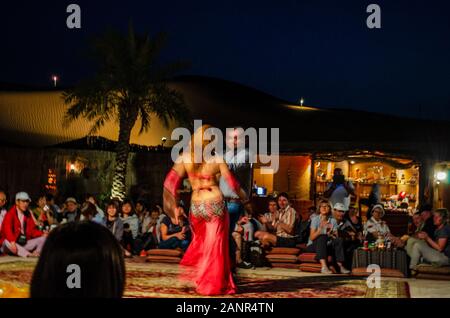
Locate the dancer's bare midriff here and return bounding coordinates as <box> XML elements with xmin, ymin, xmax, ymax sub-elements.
<box><xmin>188</xmin><ymin>171</ymin><xmax>223</xmax><ymax>203</ymax></box>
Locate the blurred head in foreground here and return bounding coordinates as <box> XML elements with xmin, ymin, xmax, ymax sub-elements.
<box><xmin>31</xmin><ymin>221</ymin><xmax>125</xmax><ymax>298</ymax></box>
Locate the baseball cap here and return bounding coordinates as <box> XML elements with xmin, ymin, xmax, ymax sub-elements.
<box><xmin>65</xmin><ymin>197</ymin><xmax>78</xmax><ymax>204</ymax></box>
<box><xmin>333</xmin><ymin>203</ymin><xmax>346</xmax><ymax>211</ymax></box>
<box><xmin>15</xmin><ymin>192</ymin><xmax>31</xmax><ymax>202</ymax></box>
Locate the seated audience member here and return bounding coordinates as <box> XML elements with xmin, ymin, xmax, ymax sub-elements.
<box><xmin>30</xmin><ymin>221</ymin><xmax>125</xmax><ymax>298</ymax></box>
<box><xmin>345</xmin><ymin>205</ymin><xmax>364</xmax><ymax>241</ymax></box>
<box><xmin>0</xmin><ymin>190</ymin><xmax>8</xmax><ymax>232</ymax></box>
<box><xmin>409</xmin><ymin>208</ymin><xmax>450</xmax><ymax>270</ymax></box>
<box><xmin>120</xmin><ymin>199</ymin><xmax>139</xmax><ymax>254</ymax></box>
<box><xmin>0</xmin><ymin>192</ymin><xmax>47</xmax><ymax>257</ymax></box>
<box><xmin>364</xmin><ymin>204</ymin><xmax>404</xmax><ymax>247</ymax></box>
<box><xmin>420</xmin><ymin>204</ymin><xmax>436</xmax><ymax>240</ymax></box>
<box><xmin>231</xmin><ymin>203</ymin><xmax>261</xmax><ymax>269</ymax></box>
<box><xmin>335</xmin><ymin>204</ymin><xmax>363</xmax><ymax>269</ymax></box>
<box><xmin>45</xmin><ymin>194</ymin><xmax>61</xmax><ymax>221</ymax></box>
<box><xmin>294</xmin><ymin>206</ymin><xmax>315</xmax><ymax>244</ymax></box>
<box><xmin>364</xmin><ymin>204</ymin><xmax>390</xmax><ymax>242</ymax></box>
<box><xmin>254</xmin><ymin>193</ymin><xmax>297</xmax><ymax>248</ymax></box>
<box><xmin>80</xmin><ymin>202</ymin><xmax>98</xmax><ymax>222</ymax></box>
<box><xmin>136</xmin><ymin>205</ymin><xmax>163</xmax><ymax>254</ymax></box>
<box><xmin>306</xmin><ymin>200</ymin><xmax>350</xmax><ymax>274</ymax></box>
<box><xmin>159</xmin><ymin>207</ymin><xmax>190</xmax><ymax>251</ymax></box>
<box><xmin>256</xmin><ymin>198</ymin><xmax>278</xmax><ymax>233</ymax></box>
<box><xmin>404</xmin><ymin>212</ymin><xmax>427</xmax><ymax>256</ymax></box>
<box><xmin>136</xmin><ymin>199</ymin><xmax>150</xmax><ymax>232</ymax></box>
<box><xmin>346</xmin><ymin>204</ymin><xmax>363</xmax><ymax>232</ymax></box>
<box><xmin>60</xmin><ymin>197</ymin><xmax>81</xmax><ymax>223</ymax></box>
<box><xmin>308</xmin><ymin>205</ymin><xmax>319</xmax><ymax>221</ymax></box>
<box><xmin>32</xmin><ymin>194</ymin><xmax>56</xmax><ymax>229</ymax></box>
<box><xmin>102</xmin><ymin>200</ymin><xmax>124</xmax><ymax>243</ymax></box>
<box><xmin>85</xmin><ymin>194</ymin><xmax>105</xmax><ymax>222</ymax></box>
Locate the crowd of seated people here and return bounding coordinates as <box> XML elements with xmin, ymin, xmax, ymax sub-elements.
<box><xmin>0</xmin><ymin>189</ymin><xmax>192</xmax><ymax>258</ymax></box>
<box><xmin>1</xmin><ymin>187</ymin><xmax>448</xmax><ymax>277</ymax></box>
<box><xmin>406</xmin><ymin>208</ymin><xmax>450</xmax><ymax>271</ymax></box>
<box><xmin>238</xmin><ymin>190</ymin><xmax>450</xmax><ymax>275</ymax></box>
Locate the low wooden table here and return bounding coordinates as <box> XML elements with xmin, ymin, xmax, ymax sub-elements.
<box><xmin>352</xmin><ymin>248</ymin><xmax>409</xmax><ymax>277</ymax></box>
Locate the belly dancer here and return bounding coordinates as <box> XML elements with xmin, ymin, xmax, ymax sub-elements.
<box><xmin>163</xmin><ymin>125</ymin><xmax>248</xmax><ymax>296</ymax></box>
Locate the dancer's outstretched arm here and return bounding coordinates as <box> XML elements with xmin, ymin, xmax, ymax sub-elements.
<box><xmin>163</xmin><ymin>159</ymin><xmax>186</xmax><ymax>222</ymax></box>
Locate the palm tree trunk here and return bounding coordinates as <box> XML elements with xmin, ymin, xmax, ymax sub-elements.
<box><xmin>111</xmin><ymin>114</ymin><xmax>136</xmax><ymax>201</ymax></box>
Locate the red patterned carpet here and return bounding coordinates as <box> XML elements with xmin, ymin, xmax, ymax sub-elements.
<box><xmin>0</xmin><ymin>260</ymin><xmax>410</xmax><ymax>298</ymax></box>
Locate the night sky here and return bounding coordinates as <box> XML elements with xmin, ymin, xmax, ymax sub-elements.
<box><xmin>1</xmin><ymin>0</ymin><xmax>450</xmax><ymax>120</ymax></box>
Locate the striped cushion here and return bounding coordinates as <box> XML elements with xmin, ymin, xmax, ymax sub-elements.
<box><xmin>299</xmin><ymin>263</ymin><xmax>322</xmax><ymax>273</ymax></box>
<box><xmin>146</xmin><ymin>255</ymin><xmax>181</xmax><ymax>263</ymax></box>
<box><xmin>298</xmin><ymin>253</ymin><xmax>318</xmax><ymax>263</ymax></box>
<box><xmin>266</xmin><ymin>254</ymin><xmax>299</xmax><ymax>263</ymax></box>
<box><xmin>415</xmin><ymin>273</ymin><xmax>450</xmax><ymax>281</ymax></box>
<box><xmin>299</xmin><ymin>263</ymin><xmax>337</xmax><ymax>274</ymax></box>
<box><xmin>271</xmin><ymin>263</ymin><xmax>301</xmax><ymax>270</ymax></box>
<box><xmin>415</xmin><ymin>265</ymin><xmax>450</xmax><ymax>275</ymax></box>
<box><xmin>296</xmin><ymin>243</ymin><xmax>308</xmax><ymax>252</ymax></box>
<box><xmin>147</xmin><ymin>249</ymin><xmax>183</xmax><ymax>257</ymax></box>
<box><xmin>267</xmin><ymin>247</ymin><xmax>300</xmax><ymax>255</ymax></box>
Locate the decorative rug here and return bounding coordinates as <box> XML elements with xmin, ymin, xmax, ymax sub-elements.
<box><xmin>0</xmin><ymin>260</ymin><xmax>410</xmax><ymax>298</ymax></box>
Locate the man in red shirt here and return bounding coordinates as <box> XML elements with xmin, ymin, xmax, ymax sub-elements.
<box><xmin>0</xmin><ymin>192</ymin><xmax>47</xmax><ymax>257</ymax></box>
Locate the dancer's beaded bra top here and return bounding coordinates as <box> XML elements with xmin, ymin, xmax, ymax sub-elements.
<box><xmin>162</xmin><ymin>124</ymin><xmax>248</xmax><ymax>296</ymax></box>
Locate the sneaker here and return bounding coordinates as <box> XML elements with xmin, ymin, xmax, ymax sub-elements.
<box><xmin>340</xmin><ymin>267</ymin><xmax>351</xmax><ymax>274</ymax></box>
<box><xmin>237</xmin><ymin>261</ymin><xmax>253</xmax><ymax>269</ymax></box>
<box><xmin>321</xmin><ymin>266</ymin><xmax>332</xmax><ymax>274</ymax></box>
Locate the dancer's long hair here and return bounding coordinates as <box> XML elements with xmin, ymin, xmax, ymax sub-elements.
<box><xmin>189</xmin><ymin>124</ymin><xmax>215</xmax><ymax>168</ymax></box>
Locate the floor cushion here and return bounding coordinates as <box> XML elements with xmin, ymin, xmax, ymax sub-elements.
<box><xmin>298</xmin><ymin>253</ymin><xmax>318</xmax><ymax>263</ymax></box>
<box><xmin>266</xmin><ymin>254</ymin><xmax>299</xmax><ymax>263</ymax></box>
<box><xmin>414</xmin><ymin>264</ymin><xmax>450</xmax><ymax>280</ymax></box>
<box><xmin>267</xmin><ymin>247</ymin><xmax>300</xmax><ymax>255</ymax></box>
<box><xmin>415</xmin><ymin>273</ymin><xmax>450</xmax><ymax>281</ymax></box>
<box><xmin>146</xmin><ymin>255</ymin><xmax>182</xmax><ymax>263</ymax></box>
<box><xmin>147</xmin><ymin>249</ymin><xmax>183</xmax><ymax>257</ymax></box>
<box><xmin>299</xmin><ymin>263</ymin><xmax>337</xmax><ymax>274</ymax></box>
<box><xmin>271</xmin><ymin>263</ymin><xmax>301</xmax><ymax>270</ymax></box>
<box><xmin>415</xmin><ymin>264</ymin><xmax>450</xmax><ymax>275</ymax></box>
<box><xmin>296</xmin><ymin>243</ymin><xmax>308</xmax><ymax>252</ymax></box>
<box><xmin>351</xmin><ymin>267</ymin><xmax>405</xmax><ymax>278</ymax></box>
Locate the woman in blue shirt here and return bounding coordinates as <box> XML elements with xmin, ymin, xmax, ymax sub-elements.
<box><xmin>306</xmin><ymin>199</ymin><xmax>350</xmax><ymax>274</ymax></box>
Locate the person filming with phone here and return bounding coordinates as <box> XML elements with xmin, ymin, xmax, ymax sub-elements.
<box><xmin>324</xmin><ymin>168</ymin><xmax>355</xmax><ymax>212</ymax></box>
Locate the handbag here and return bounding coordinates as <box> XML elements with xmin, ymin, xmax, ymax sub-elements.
<box><xmin>16</xmin><ymin>212</ymin><xmax>27</xmax><ymax>246</ymax></box>
<box><xmin>249</xmin><ymin>241</ymin><xmax>266</xmax><ymax>267</ymax></box>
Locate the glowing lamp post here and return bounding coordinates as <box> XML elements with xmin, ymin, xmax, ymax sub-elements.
<box><xmin>52</xmin><ymin>75</ymin><xmax>58</xmax><ymax>87</ymax></box>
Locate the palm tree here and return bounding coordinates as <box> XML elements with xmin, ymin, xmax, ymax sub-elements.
<box><xmin>63</xmin><ymin>24</ymin><xmax>190</xmax><ymax>201</ymax></box>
